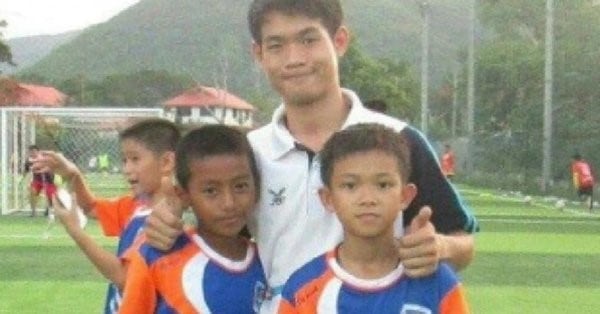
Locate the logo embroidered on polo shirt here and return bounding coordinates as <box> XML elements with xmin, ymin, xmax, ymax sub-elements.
<box><xmin>268</xmin><ymin>188</ymin><xmax>286</xmax><ymax>206</ymax></box>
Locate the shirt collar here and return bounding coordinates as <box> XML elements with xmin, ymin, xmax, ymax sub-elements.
<box><xmin>269</xmin><ymin>88</ymin><xmax>369</xmax><ymax>160</ymax></box>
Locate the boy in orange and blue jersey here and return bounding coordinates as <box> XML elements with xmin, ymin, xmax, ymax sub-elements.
<box><xmin>279</xmin><ymin>124</ymin><xmax>469</xmax><ymax>314</ymax></box>
<box><xmin>37</xmin><ymin>118</ymin><xmax>180</xmax><ymax>314</ymax></box>
<box><xmin>120</xmin><ymin>125</ymin><xmax>267</xmax><ymax>314</ymax></box>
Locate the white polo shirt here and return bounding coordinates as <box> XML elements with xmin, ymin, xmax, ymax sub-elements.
<box><xmin>247</xmin><ymin>89</ymin><xmax>407</xmax><ymax>289</ymax></box>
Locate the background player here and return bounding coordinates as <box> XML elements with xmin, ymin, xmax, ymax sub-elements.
<box><xmin>441</xmin><ymin>144</ymin><xmax>456</xmax><ymax>180</ymax></box>
<box><xmin>120</xmin><ymin>125</ymin><xmax>267</xmax><ymax>313</ymax></box>
<box><xmin>571</xmin><ymin>153</ymin><xmax>595</xmax><ymax>211</ymax></box>
<box><xmin>22</xmin><ymin>144</ymin><xmax>56</xmax><ymax>217</ymax></box>
<box><xmin>279</xmin><ymin>124</ymin><xmax>469</xmax><ymax>313</ymax></box>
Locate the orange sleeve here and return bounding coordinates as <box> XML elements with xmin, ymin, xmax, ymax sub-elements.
<box><xmin>440</xmin><ymin>284</ymin><xmax>470</xmax><ymax>314</ymax></box>
<box><xmin>119</xmin><ymin>251</ymin><xmax>156</xmax><ymax>314</ymax></box>
<box><xmin>278</xmin><ymin>299</ymin><xmax>298</xmax><ymax>314</ymax></box>
<box><xmin>93</xmin><ymin>195</ymin><xmax>137</xmax><ymax>236</ymax></box>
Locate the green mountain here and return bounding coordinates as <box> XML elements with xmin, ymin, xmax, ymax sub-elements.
<box><xmin>1</xmin><ymin>31</ymin><xmax>80</xmax><ymax>74</ymax></box>
<box><xmin>21</xmin><ymin>0</ymin><xmax>471</xmax><ymax>95</ymax></box>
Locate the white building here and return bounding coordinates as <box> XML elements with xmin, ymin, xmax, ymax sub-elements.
<box><xmin>163</xmin><ymin>86</ymin><xmax>255</xmax><ymax>128</ymax></box>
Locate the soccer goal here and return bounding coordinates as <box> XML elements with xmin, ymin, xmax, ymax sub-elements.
<box><xmin>0</xmin><ymin>107</ymin><xmax>163</xmax><ymax>215</ymax></box>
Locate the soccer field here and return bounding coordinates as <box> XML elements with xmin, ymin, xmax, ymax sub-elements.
<box><xmin>0</xmin><ymin>186</ymin><xmax>599</xmax><ymax>313</ymax></box>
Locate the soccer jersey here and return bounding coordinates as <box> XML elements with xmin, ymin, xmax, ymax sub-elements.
<box><xmin>572</xmin><ymin>160</ymin><xmax>594</xmax><ymax>189</ymax></box>
<box><xmin>279</xmin><ymin>249</ymin><xmax>469</xmax><ymax>314</ymax></box>
<box><xmin>93</xmin><ymin>195</ymin><xmax>148</xmax><ymax>314</ymax></box>
<box><xmin>247</xmin><ymin>89</ymin><xmax>478</xmax><ymax>312</ymax></box>
<box><xmin>120</xmin><ymin>232</ymin><xmax>268</xmax><ymax>314</ymax></box>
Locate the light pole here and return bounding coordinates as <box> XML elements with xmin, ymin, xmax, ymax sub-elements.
<box><xmin>542</xmin><ymin>0</ymin><xmax>554</xmax><ymax>192</ymax></box>
<box><xmin>466</xmin><ymin>0</ymin><xmax>476</xmax><ymax>173</ymax></box>
<box><xmin>418</xmin><ymin>1</ymin><xmax>430</xmax><ymax>136</ymax></box>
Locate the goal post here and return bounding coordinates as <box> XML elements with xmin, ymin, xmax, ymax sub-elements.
<box><xmin>0</xmin><ymin>107</ymin><xmax>163</xmax><ymax>215</ymax></box>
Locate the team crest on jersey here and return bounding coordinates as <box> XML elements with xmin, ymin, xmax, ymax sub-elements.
<box><xmin>268</xmin><ymin>188</ymin><xmax>286</xmax><ymax>206</ymax></box>
<box><xmin>253</xmin><ymin>281</ymin><xmax>268</xmax><ymax>312</ymax></box>
<box><xmin>400</xmin><ymin>304</ymin><xmax>432</xmax><ymax>314</ymax></box>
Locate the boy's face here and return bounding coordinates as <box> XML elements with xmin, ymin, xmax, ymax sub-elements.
<box><xmin>319</xmin><ymin>150</ymin><xmax>416</xmax><ymax>239</ymax></box>
<box><xmin>180</xmin><ymin>154</ymin><xmax>256</xmax><ymax>240</ymax></box>
<box><xmin>120</xmin><ymin>139</ymin><xmax>169</xmax><ymax>198</ymax></box>
<box><xmin>252</xmin><ymin>11</ymin><xmax>349</xmax><ymax>106</ymax></box>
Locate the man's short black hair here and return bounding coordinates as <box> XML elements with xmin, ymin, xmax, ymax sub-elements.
<box><xmin>248</xmin><ymin>0</ymin><xmax>343</xmax><ymax>43</ymax></box>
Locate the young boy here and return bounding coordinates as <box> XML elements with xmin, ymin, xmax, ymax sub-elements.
<box><xmin>119</xmin><ymin>124</ymin><xmax>267</xmax><ymax>313</ymax></box>
<box><xmin>36</xmin><ymin>118</ymin><xmax>180</xmax><ymax>314</ymax></box>
<box><xmin>279</xmin><ymin>124</ymin><xmax>470</xmax><ymax>314</ymax></box>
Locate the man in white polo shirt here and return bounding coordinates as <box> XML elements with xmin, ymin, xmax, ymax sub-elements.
<box><xmin>145</xmin><ymin>0</ymin><xmax>478</xmax><ymax>312</ymax></box>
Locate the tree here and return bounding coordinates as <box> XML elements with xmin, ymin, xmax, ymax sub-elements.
<box><xmin>340</xmin><ymin>39</ymin><xmax>419</xmax><ymax>122</ymax></box>
<box><xmin>0</xmin><ymin>20</ymin><xmax>16</xmax><ymax>72</ymax></box>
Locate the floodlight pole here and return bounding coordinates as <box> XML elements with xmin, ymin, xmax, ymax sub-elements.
<box><xmin>466</xmin><ymin>0</ymin><xmax>476</xmax><ymax>173</ymax></box>
<box><xmin>542</xmin><ymin>0</ymin><xmax>554</xmax><ymax>192</ymax></box>
<box><xmin>419</xmin><ymin>1</ymin><xmax>430</xmax><ymax>136</ymax></box>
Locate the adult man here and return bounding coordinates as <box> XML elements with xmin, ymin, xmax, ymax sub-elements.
<box><xmin>145</xmin><ymin>1</ymin><xmax>477</xmax><ymax>312</ymax></box>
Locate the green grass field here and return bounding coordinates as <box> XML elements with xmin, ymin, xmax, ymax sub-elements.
<box><xmin>1</xmin><ymin>185</ymin><xmax>599</xmax><ymax>313</ymax></box>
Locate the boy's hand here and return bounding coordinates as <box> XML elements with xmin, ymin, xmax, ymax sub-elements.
<box><xmin>145</xmin><ymin>197</ymin><xmax>184</xmax><ymax>251</ymax></box>
<box><xmin>52</xmin><ymin>193</ymin><xmax>83</xmax><ymax>231</ymax></box>
<box><xmin>32</xmin><ymin>151</ymin><xmax>79</xmax><ymax>181</ymax></box>
<box><xmin>397</xmin><ymin>206</ymin><xmax>445</xmax><ymax>278</ymax></box>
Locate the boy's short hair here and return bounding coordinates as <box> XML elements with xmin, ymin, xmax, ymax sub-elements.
<box><xmin>248</xmin><ymin>0</ymin><xmax>343</xmax><ymax>43</ymax></box>
<box><xmin>28</xmin><ymin>145</ymin><xmax>39</xmax><ymax>151</ymax></box>
<box><xmin>119</xmin><ymin>118</ymin><xmax>181</xmax><ymax>154</ymax></box>
<box><xmin>320</xmin><ymin>123</ymin><xmax>412</xmax><ymax>186</ymax></box>
<box><xmin>175</xmin><ymin>125</ymin><xmax>260</xmax><ymax>198</ymax></box>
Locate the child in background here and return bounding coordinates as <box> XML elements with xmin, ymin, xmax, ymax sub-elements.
<box><xmin>279</xmin><ymin>124</ymin><xmax>469</xmax><ymax>314</ymax></box>
<box><xmin>35</xmin><ymin>118</ymin><xmax>181</xmax><ymax>314</ymax></box>
<box><xmin>571</xmin><ymin>153</ymin><xmax>595</xmax><ymax>211</ymax></box>
<box><xmin>120</xmin><ymin>125</ymin><xmax>267</xmax><ymax>313</ymax></box>
<box><xmin>22</xmin><ymin>144</ymin><xmax>57</xmax><ymax>217</ymax></box>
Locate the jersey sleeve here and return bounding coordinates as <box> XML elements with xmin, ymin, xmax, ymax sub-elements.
<box><xmin>93</xmin><ymin>195</ymin><xmax>137</xmax><ymax>237</ymax></box>
<box><xmin>401</xmin><ymin>126</ymin><xmax>478</xmax><ymax>234</ymax></box>
<box><xmin>278</xmin><ymin>299</ymin><xmax>298</xmax><ymax>314</ymax></box>
<box><xmin>119</xmin><ymin>250</ymin><xmax>156</xmax><ymax>314</ymax></box>
<box><xmin>435</xmin><ymin>263</ymin><xmax>470</xmax><ymax>314</ymax></box>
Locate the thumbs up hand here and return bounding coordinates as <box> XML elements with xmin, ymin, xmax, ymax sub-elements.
<box><xmin>397</xmin><ymin>206</ymin><xmax>445</xmax><ymax>278</ymax></box>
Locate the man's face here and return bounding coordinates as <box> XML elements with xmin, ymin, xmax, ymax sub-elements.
<box><xmin>252</xmin><ymin>12</ymin><xmax>349</xmax><ymax>106</ymax></box>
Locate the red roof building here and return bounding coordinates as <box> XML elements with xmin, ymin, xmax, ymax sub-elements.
<box><xmin>163</xmin><ymin>86</ymin><xmax>255</xmax><ymax>128</ymax></box>
<box><xmin>0</xmin><ymin>79</ymin><xmax>67</xmax><ymax>107</ymax></box>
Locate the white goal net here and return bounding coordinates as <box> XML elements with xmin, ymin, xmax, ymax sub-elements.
<box><xmin>0</xmin><ymin>107</ymin><xmax>163</xmax><ymax>215</ymax></box>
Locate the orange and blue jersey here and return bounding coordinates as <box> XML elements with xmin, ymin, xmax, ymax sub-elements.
<box><xmin>279</xmin><ymin>249</ymin><xmax>469</xmax><ymax>314</ymax></box>
<box><xmin>120</xmin><ymin>231</ymin><xmax>268</xmax><ymax>314</ymax></box>
<box><xmin>93</xmin><ymin>195</ymin><xmax>149</xmax><ymax>314</ymax></box>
